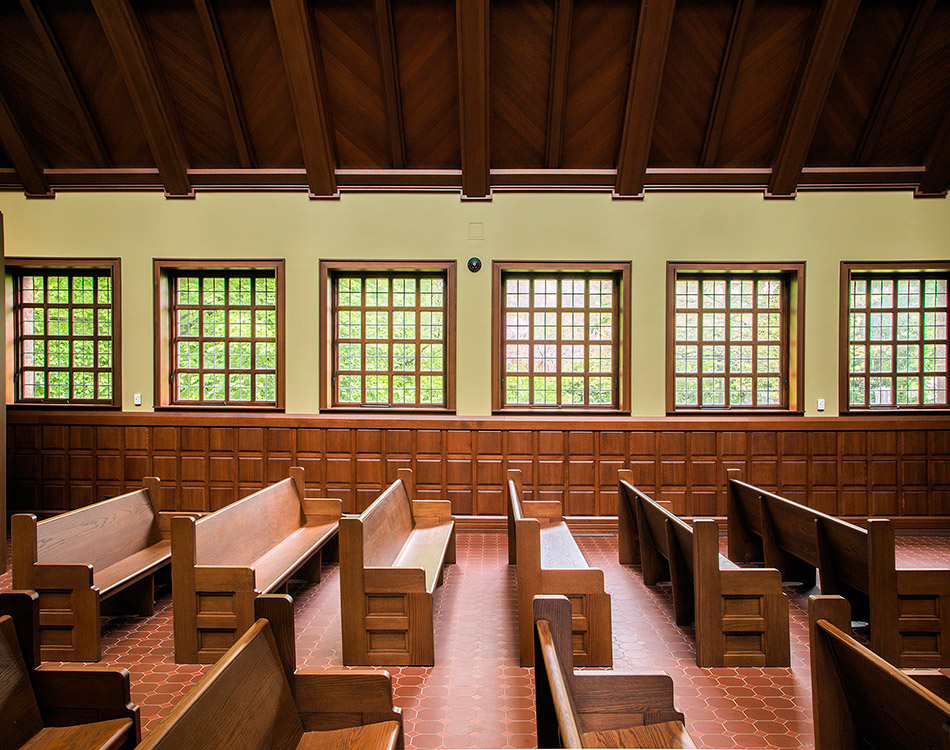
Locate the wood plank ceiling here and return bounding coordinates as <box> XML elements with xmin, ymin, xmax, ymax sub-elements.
<box><xmin>0</xmin><ymin>0</ymin><xmax>947</xmax><ymax>200</ymax></box>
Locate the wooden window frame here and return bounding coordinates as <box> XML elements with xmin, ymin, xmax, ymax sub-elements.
<box><xmin>491</xmin><ymin>261</ymin><xmax>631</xmax><ymax>415</ymax></box>
<box><xmin>6</xmin><ymin>258</ymin><xmax>122</xmax><ymax>409</ymax></box>
<box><xmin>666</xmin><ymin>262</ymin><xmax>805</xmax><ymax>415</ymax></box>
<box><xmin>839</xmin><ymin>261</ymin><xmax>950</xmax><ymax>415</ymax></box>
<box><xmin>319</xmin><ymin>260</ymin><xmax>457</xmax><ymax>413</ymax></box>
<box><xmin>153</xmin><ymin>259</ymin><xmax>285</xmax><ymax>411</ymax></box>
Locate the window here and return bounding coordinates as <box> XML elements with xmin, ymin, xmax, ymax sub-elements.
<box><xmin>319</xmin><ymin>261</ymin><xmax>456</xmax><ymax>410</ymax></box>
<box><xmin>154</xmin><ymin>260</ymin><xmax>284</xmax><ymax>409</ymax></box>
<box><xmin>492</xmin><ymin>262</ymin><xmax>630</xmax><ymax>412</ymax></box>
<box><xmin>667</xmin><ymin>263</ymin><xmax>805</xmax><ymax>413</ymax></box>
<box><xmin>841</xmin><ymin>262</ymin><xmax>949</xmax><ymax>412</ymax></box>
<box><xmin>6</xmin><ymin>259</ymin><xmax>121</xmax><ymax>406</ymax></box>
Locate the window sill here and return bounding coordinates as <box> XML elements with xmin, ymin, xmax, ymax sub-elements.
<box><xmin>667</xmin><ymin>408</ymin><xmax>805</xmax><ymax>416</ymax></box>
<box><xmin>494</xmin><ymin>407</ymin><xmax>629</xmax><ymax>416</ymax></box>
<box><xmin>8</xmin><ymin>401</ymin><xmax>122</xmax><ymax>410</ymax></box>
<box><xmin>154</xmin><ymin>404</ymin><xmax>285</xmax><ymax>413</ymax></box>
<box><xmin>322</xmin><ymin>405</ymin><xmax>456</xmax><ymax>414</ymax></box>
<box><xmin>840</xmin><ymin>408</ymin><xmax>950</xmax><ymax>416</ymax></box>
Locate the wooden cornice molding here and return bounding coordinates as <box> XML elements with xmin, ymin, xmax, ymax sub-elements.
<box><xmin>20</xmin><ymin>0</ymin><xmax>109</xmax><ymax>169</ymax></box>
<box><xmin>614</xmin><ymin>0</ymin><xmax>677</xmax><ymax>198</ymax></box>
<box><xmin>767</xmin><ymin>0</ymin><xmax>861</xmax><ymax>198</ymax></box>
<box><xmin>701</xmin><ymin>0</ymin><xmax>756</xmax><ymax>168</ymax></box>
<box><xmin>90</xmin><ymin>0</ymin><xmax>192</xmax><ymax>197</ymax></box>
<box><xmin>916</xmin><ymin>103</ymin><xmax>950</xmax><ymax>197</ymax></box>
<box><xmin>374</xmin><ymin>0</ymin><xmax>406</xmax><ymax>169</ymax></box>
<box><xmin>194</xmin><ymin>0</ymin><xmax>254</xmax><ymax>169</ymax></box>
<box><xmin>0</xmin><ymin>87</ymin><xmax>51</xmax><ymax>197</ymax></box>
<box><xmin>456</xmin><ymin>0</ymin><xmax>490</xmax><ymax>199</ymax></box>
<box><xmin>544</xmin><ymin>0</ymin><xmax>572</xmax><ymax>169</ymax></box>
<box><xmin>270</xmin><ymin>0</ymin><xmax>338</xmax><ymax>198</ymax></box>
<box><xmin>853</xmin><ymin>0</ymin><xmax>935</xmax><ymax>167</ymax></box>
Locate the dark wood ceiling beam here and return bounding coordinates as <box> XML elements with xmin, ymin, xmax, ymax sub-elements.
<box><xmin>374</xmin><ymin>0</ymin><xmax>406</xmax><ymax>169</ymax></box>
<box><xmin>20</xmin><ymin>0</ymin><xmax>109</xmax><ymax>168</ymax></box>
<box><xmin>456</xmin><ymin>0</ymin><xmax>490</xmax><ymax>199</ymax></box>
<box><xmin>194</xmin><ymin>0</ymin><xmax>254</xmax><ymax>169</ymax></box>
<box><xmin>270</xmin><ymin>0</ymin><xmax>337</xmax><ymax>198</ymax></box>
<box><xmin>545</xmin><ymin>0</ymin><xmax>572</xmax><ymax>168</ymax></box>
<box><xmin>701</xmin><ymin>0</ymin><xmax>756</xmax><ymax>168</ymax></box>
<box><xmin>768</xmin><ymin>0</ymin><xmax>861</xmax><ymax>197</ymax></box>
<box><xmin>90</xmin><ymin>0</ymin><xmax>192</xmax><ymax>196</ymax></box>
<box><xmin>852</xmin><ymin>0</ymin><xmax>936</xmax><ymax>167</ymax></box>
<box><xmin>615</xmin><ymin>0</ymin><xmax>677</xmax><ymax>198</ymax></box>
<box><xmin>0</xmin><ymin>88</ymin><xmax>51</xmax><ymax>197</ymax></box>
<box><xmin>916</xmin><ymin>103</ymin><xmax>950</xmax><ymax>197</ymax></box>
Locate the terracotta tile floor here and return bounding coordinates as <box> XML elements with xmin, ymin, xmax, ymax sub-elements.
<box><xmin>2</xmin><ymin>531</ymin><xmax>948</xmax><ymax>749</ymax></box>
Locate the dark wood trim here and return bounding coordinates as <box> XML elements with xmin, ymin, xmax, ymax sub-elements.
<box><xmin>768</xmin><ymin>0</ymin><xmax>862</xmax><ymax>198</ymax></box>
<box><xmin>1</xmin><ymin>215</ymin><xmax>5</xmax><ymax>573</ymax></box>
<box><xmin>917</xmin><ymin>103</ymin><xmax>950</xmax><ymax>198</ymax></box>
<box><xmin>90</xmin><ymin>0</ymin><xmax>192</xmax><ymax>198</ymax></box>
<box><xmin>701</xmin><ymin>0</ymin><xmax>756</xmax><ymax>168</ymax></box>
<box><xmin>0</xmin><ymin>88</ymin><xmax>50</xmax><ymax>198</ymax></box>
<box><xmin>614</xmin><ymin>0</ymin><xmax>677</xmax><ymax>198</ymax></box>
<box><xmin>456</xmin><ymin>0</ymin><xmax>490</xmax><ymax>199</ymax></box>
<box><xmin>193</xmin><ymin>0</ymin><xmax>254</xmax><ymax>169</ymax></box>
<box><xmin>373</xmin><ymin>0</ymin><xmax>406</xmax><ymax>169</ymax></box>
<box><xmin>852</xmin><ymin>0</ymin><xmax>936</xmax><ymax>168</ymax></box>
<box><xmin>544</xmin><ymin>0</ymin><xmax>573</xmax><ymax>169</ymax></box>
<box><xmin>20</xmin><ymin>0</ymin><xmax>110</xmax><ymax>169</ymax></box>
<box><xmin>269</xmin><ymin>0</ymin><xmax>338</xmax><ymax>198</ymax></box>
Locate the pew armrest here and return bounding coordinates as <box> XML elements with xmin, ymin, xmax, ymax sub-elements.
<box><xmin>33</xmin><ymin>563</ymin><xmax>95</xmax><ymax>590</ymax></box>
<box><xmin>303</xmin><ymin>497</ymin><xmax>343</xmax><ymax>521</ymax></box>
<box><xmin>294</xmin><ymin>670</ymin><xmax>400</xmax><ymax>719</ymax></box>
<box><xmin>520</xmin><ymin>501</ymin><xmax>564</xmax><ymax>522</ymax></box>
<box><xmin>365</xmin><ymin>566</ymin><xmax>428</xmax><ymax>593</ymax></box>
<box><xmin>573</xmin><ymin>672</ymin><xmax>682</xmax><ymax>716</ymax></box>
<box><xmin>411</xmin><ymin>500</ymin><xmax>454</xmax><ymax>521</ymax></box>
<box><xmin>34</xmin><ymin>665</ymin><xmax>141</xmax><ymax>740</ymax></box>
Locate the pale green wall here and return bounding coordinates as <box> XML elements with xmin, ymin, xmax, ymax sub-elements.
<box><xmin>1</xmin><ymin>190</ymin><xmax>948</xmax><ymax>417</ymax></box>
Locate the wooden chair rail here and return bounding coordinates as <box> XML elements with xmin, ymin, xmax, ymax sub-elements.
<box><xmin>509</xmin><ymin>469</ymin><xmax>612</xmax><ymax>668</ymax></box>
<box><xmin>11</xmin><ymin>478</ymin><xmax>169</xmax><ymax>662</ymax></box>
<box><xmin>729</xmin><ymin>475</ymin><xmax>950</xmax><ymax>667</ymax></box>
<box><xmin>618</xmin><ymin>470</ymin><xmax>790</xmax><ymax>667</ymax></box>
<box><xmin>340</xmin><ymin>468</ymin><xmax>455</xmax><ymax>666</ymax></box>
<box><xmin>172</xmin><ymin>467</ymin><xmax>341</xmax><ymax>664</ymax></box>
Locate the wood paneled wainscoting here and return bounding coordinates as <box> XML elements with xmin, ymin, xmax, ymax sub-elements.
<box><xmin>6</xmin><ymin>413</ymin><xmax>950</xmax><ymax>528</ymax></box>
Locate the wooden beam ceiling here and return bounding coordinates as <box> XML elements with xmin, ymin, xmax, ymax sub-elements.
<box><xmin>615</xmin><ymin>0</ymin><xmax>677</xmax><ymax>198</ymax></box>
<box><xmin>0</xmin><ymin>86</ymin><xmax>50</xmax><ymax>197</ymax></box>
<box><xmin>270</xmin><ymin>0</ymin><xmax>337</xmax><ymax>198</ymax></box>
<box><xmin>456</xmin><ymin>0</ymin><xmax>490</xmax><ymax>199</ymax></box>
<box><xmin>374</xmin><ymin>0</ymin><xmax>406</xmax><ymax>169</ymax></box>
<box><xmin>90</xmin><ymin>0</ymin><xmax>192</xmax><ymax>197</ymax></box>
<box><xmin>917</xmin><ymin>104</ymin><xmax>950</xmax><ymax>197</ymax></box>
<box><xmin>768</xmin><ymin>0</ymin><xmax>862</xmax><ymax>197</ymax></box>
<box><xmin>545</xmin><ymin>0</ymin><xmax>572</xmax><ymax>169</ymax></box>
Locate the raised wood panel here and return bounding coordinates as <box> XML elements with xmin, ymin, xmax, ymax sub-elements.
<box><xmin>7</xmin><ymin>412</ymin><xmax>949</xmax><ymax>521</ymax></box>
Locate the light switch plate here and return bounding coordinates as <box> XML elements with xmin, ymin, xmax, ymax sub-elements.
<box><xmin>817</xmin><ymin>398</ymin><xmax>825</xmax><ymax>411</ymax></box>
<box><xmin>134</xmin><ymin>393</ymin><xmax>142</xmax><ymax>406</ymax></box>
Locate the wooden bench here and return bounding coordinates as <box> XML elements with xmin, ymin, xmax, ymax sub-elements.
<box><xmin>728</xmin><ymin>476</ymin><xmax>950</xmax><ymax>667</ymax></box>
<box><xmin>138</xmin><ymin>593</ymin><xmax>403</xmax><ymax>750</ymax></box>
<box><xmin>0</xmin><ymin>590</ymin><xmax>140</xmax><ymax>750</ymax></box>
<box><xmin>172</xmin><ymin>467</ymin><xmax>341</xmax><ymax>664</ymax></box>
<box><xmin>11</xmin><ymin>478</ymin><xmax>170</xmax><ymax>662</ymax></box>
<box><xmin>618</xmin><ymin>470</ymin><xmax>790</xmax><ymax>667</ymax></box>
<box><xmin>508</xmin><ymin>469</ymin><xmax>611</xmax><ymax>668</ymax></box>
<box><xmin>809</xmin><ymin>594</ymin><xmax>950</xmax><ymax>750</ymax></box>
<box><xmin>340</xmin><ymin>468</ymin><xmax>455</xmax><ymax>666</ymax></box>
<box><xmin>533</xmin><ymin>595</ymin><xmax>695</xmax><ymax>749</ymax></box>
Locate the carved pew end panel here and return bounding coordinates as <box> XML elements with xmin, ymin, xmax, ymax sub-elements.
<box><xmin>361</xmin><ymin>592</ymin><xmax>435</xmax><ymax>666</ymax></box>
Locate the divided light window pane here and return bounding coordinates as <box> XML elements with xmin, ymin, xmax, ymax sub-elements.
<box><xmin>15</xmin><ymin>270</ymin><xmax>115</xmax><ymax>403</ymax></box>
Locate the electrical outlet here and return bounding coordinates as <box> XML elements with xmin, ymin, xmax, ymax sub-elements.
<box><xmin>817</xmin><ymin>398</ymin><xmax>825</xmax><ymax>411</ymax></box>
<box><xmin>134</xmin><ymin>393</ymin><xmax>142</xmax><ymax>406</ymax></box>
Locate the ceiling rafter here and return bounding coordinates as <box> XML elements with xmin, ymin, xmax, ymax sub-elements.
<box><xmin>0</xmin><ymin>86</ymin><xmax>51</xmax><ymax>197</ymax></box>
<box><xmin>916</xmin><ymin>103</ymin><xmax>950</xmax><ymax>197</ymax></box>
<box><xmin>270</xmin><ymin>0</ymin><xmax>337</xmax><ymax>198</ymax></box>
<box><xmin>456</xmin><ymin>0</ymin><xmax>490</xmax><ymax>199</ymax></box>
<box><xmin>374</xmin><ymin>0</ymin><xmax>406</xmax><ymax>169</ymax></box>
<box><xmin>20</xmin><ymin>0</ymin><xmax>109</xmax><ymax>168</ymax></box>
<box><xmin>194</xmin><ymin>0</ymin><xmax>254</xmax><ymax>169</ymax></box>
<box><xmin>90</xmin><ymin>0</ymin><xmax>192</xmax><ymax>197</ymax></box>
<box><xmin>544</xmin><ymin>0</ymin><xmax>572</xmax><ymax>169</ymax></box>
<box><xmin>701</xmin><ymin>0</ymin><xmax>756</xmax><ymax>168</ymax></box>
<box><xmin>615</xmin><ymin>0</ymin><xmax>677</xmax><ymax>198</ymax></box>
<box><xmin>768</xmin><ymin>0</ymin><xmax>862</xmax><ymax>198</ymax></box>
<box><xmin>852</xmin><ymin>0</ymin><xmax>936</xmax><ymax>167</ymax></box>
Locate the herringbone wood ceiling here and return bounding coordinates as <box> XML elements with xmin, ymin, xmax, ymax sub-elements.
<box><xmin>0</xmin><ymin>0</ymin><xmax>947</xmax><ymax>199</ymax></box>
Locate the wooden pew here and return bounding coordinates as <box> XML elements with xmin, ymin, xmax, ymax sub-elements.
<box><xmin>340</xmin><ymin>468</ymin><xmax>455</xmax><ymax>666</ymax></box>
<box><xmin>618</xmin><ymin>470</ymin><xmax>789</xmax><ymax>667</ymax></box>
<box><xmin>11</xmin><ymin>478</ymin><xmax>171</xmax><ymax>662</ymax></box>
<box><xmin>533</xmin><ymin>595</ymin><xmax>695</xmax><ymax>749</ymax></box>
<box><xmin>172</xmin><ymin>467</ymin><xmax>341</xmax><ymax>664</ymax></box>
<box><xmin>729</xmin><ymin>477</ymin><xmax>950</xmax><ymax>667</ymax></box>
<box><xmin>0</xmin><ymin>590</ymin><xmax>140</xmax><ymax>750</ymax></box>
<box><xmin>508</xmin><ymin>469</ymin><xmax>611</xmax><ymax>668</ymax></box>
<box><xmin>809</xmin><ymin>594</ymin><xmax>950</xmax><ymax>750</ymax></box>
<box><xmin>138</xmin><ymin>593</ymin><xmax>403</xmax><ymax>750</ymax></box>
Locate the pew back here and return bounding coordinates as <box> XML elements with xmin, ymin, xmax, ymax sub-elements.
<box><xmin>0</xmin><ymin>615</ymin><xmax>44</xmax><ymax>750</ymax></box>
<box><xmin>360</xmin><ymin>480</ymin><xmax>416</xmax><ymax>568</ymax></box>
